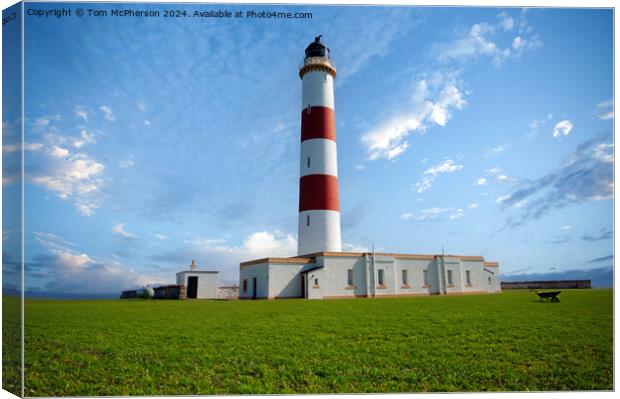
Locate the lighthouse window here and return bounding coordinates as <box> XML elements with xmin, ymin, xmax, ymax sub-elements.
<box><xmin>347</xmin><ymin>269</ymin><xmax>353</xmax><ymax>286</ymax></box>
<box><xmin>306</xmin><ymin>214</ymin><xmax>310</xmax><ymax>226</ymax></box>
<box><xmin>307</xmin><ymin>157</ymin><xmax>310</xmax><ymax>168</ymax></box>
<box><xmin>466</xmin><ymin>270</ymin><xmax>471</xmax><ymax>285</ymax></box>
<box><xmin>402</xmin><ymin>270</ymin><xmax>408</xmax><ymax>285</ymax></box>
<box><xmin>377</xmin><ymin>269</ymin><xmax>385</xmax><ymax>286</ymax></box>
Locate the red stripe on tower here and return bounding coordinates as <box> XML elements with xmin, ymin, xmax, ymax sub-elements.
<box><xmin>301</xmin><ymin>107</ymin><xmax>336</xmax><ymax>142</ymax></box>
<box><xmin>299</xmin><ymin>175</ymin><xmax>340</xmax><ymax>212</ymax></box>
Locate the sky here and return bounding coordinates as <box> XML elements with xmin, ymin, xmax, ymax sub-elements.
<box><xmin>2</xmin><ymin>2</ymin><xmax>614</xmax><ymax>295</ymax></box>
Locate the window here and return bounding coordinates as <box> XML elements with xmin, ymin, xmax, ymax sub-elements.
<box><xmin>466</xmin><ymin>270</ymin><xmax>471</xmax><ymax>285</ymax></box>
<box><xmin>488</xmin><ymin>276</ymin><xmax>492</xmax><ymax>283</ymax></box>
<box><xmin>347</xmin><ymin>269</ymin><xmax>353</xmax><ymax>286</ymax></box>
<box><xmin>306</xmin><ymin>214</ymin><xmax>310</xmax><ymax>226</ymax></box>
<box><xmin>307</xmin><ymin>157</ymin><xmax>311</xmax><ymax>168</ymax></box>
<box><xmin>423</xmin><ymin>270</ymin><xmax>429</xmax><ymax>286</ymax></box>
<box><xmin>402</xmin><ymin>270</ymin><xmax>408</xmax><ymax>285</ymax></box>
<box><xmin>314</xmin><ymin>278</ymin><xmax>319</xmax><ymax>286</ymax></box>
<box><xmin>243</xmin><ymin>279</ymin><xmax>248</xmax><ymax>293</ymax></box>
<box><xmin>378</xmin><ymin>269</ymin><xmax>385</xmax><ymax>286</ymax></box>
<box><xmin>447</xmin><ymin>270</ymin><xmax>453</xmax><ymax>285</ymax></box>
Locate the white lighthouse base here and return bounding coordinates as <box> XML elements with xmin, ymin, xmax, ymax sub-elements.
<box><xmin>298</xmin><ymin>210</ymin><xmax>342</xmax><ymax>255</ymax></box>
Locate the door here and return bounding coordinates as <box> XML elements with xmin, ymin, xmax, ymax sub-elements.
<box><xmin>301</xmin><ymin>274</ymin><xmax>306</xmax><ymax>298</ymax></box>
<box><xmin>252</xmin><ymin>277</ymin><xmax>257</xmax><ymax>299</ymax></box>
<box><xmin>485</xmin><ymin>273</ymin><xmax>494</xmax><ymax>292</ymax></box>
<box><xmin>187</xmin><ymin>276</ymin><xmax>198</xmax><ymax>298</ymax></box>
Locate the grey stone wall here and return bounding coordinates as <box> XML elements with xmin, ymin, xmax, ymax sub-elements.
<box><xmin>501</xmin><ymin>280</ymin><xmax>591</xmax><ymax>289</ymax></box>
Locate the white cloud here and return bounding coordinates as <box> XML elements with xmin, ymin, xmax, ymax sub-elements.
<box><xmin>496</xmin><ymin>194</ymin><xmax>511</xmax><ymax>204</ymax></box>
<box><xmin>552</xmin><ymin>120</ymin><xmax>573</xmax><ymax>139</ymax></box>
<box><xmin>468</xmin><ymin>203</ymin><xmax>479</xmax><ymax>209</ymax></box>
<box><xmin>486</xmin><ymin>144</ymin><xmax>509</xmax><ymax>158</ymax></box>
<box><xmin>413</xmin><ymin>159</ymin><xmax>463</xmax><ymax>193</ymax></box>
<box><xmin>414</xmin><ymin>207</ymin><xmax>451</xmax><ymax>222</ymax></box>
<box><xmin>119</xmin><ymin>158</ymin><xmax>135</xmax><ymax>169</ymax></box>
<box><xmin>436</xmin><ymin>15</ymin><xmax>541</xmax><ymax>67</ymax></box>
<box><xmin>99</xmin><ymin>105</ymin><xmax>116</xmax><ymax>122</ymax></box>
<box><xmin>595</xmin><ymin>99</ymin><xmax>613</xmax><ymax>120</ymax></box>
<box><xmin>73</xmin><ymin>130</ymin><xmax>96</xmax><ymax>148</ymax></box>
<box><xmin>29</xmin><ymin>232</ymin><xmax>166</xmax><ymax>293</ymax></box>
<box><xmin>144</xmin><ymin>120</ymin><xmax>151</xmax><ymax>127</ymax></box>
<box><xmin>186</xmin><ymin>230</ymin><xmax>297</xmax><ymax>262</ymax></box>
<box><xmin>152</xmin><ymin>233</ymin><xmax>168</xmax><ymax>240</ymax></box>
<box><xmin>3</xmin><ymin>142</ymin><xmax>44</xmax><ymax>153</ymax></box>
<box><xmin>361</xmin><ymin>74</ymin><xmax>466</xmax><ymax>161</ymax></box>
<box><xmin>50</xmin><ymin>146</ymin><xmax>70</xmax><ymax>159</ymax></box>
<box><xmin>401</xmin><ymin>212</ymin><xmax>414</xmax><ymax>220</ymax></box>
<box><xmin>592</xmin><ymin>143</ymin><xmax>613</xmax><ymax>163</ymax></box>
<box><xmin>498</xmin><ymin>12</ymin><xmax>515</xmax><ymax>31</ymax></box>
<box><xmin>449</xmin><ymin>209</ymin><xmax>465</xmax><ymax>220</ymax></box>
<box><xmin>112</xmin><ymin>224</ymin><xmax>138</xmax><ymax>239</ymax></box>
<box><xmin>29</xmin><ymin>152</ymin><xmax>104</xmax><ymax>215</ymax></box>
<box><xmin>437</xmin><ymin>23</ymin><xmax>510</xmax><ymax>66</ymax></box>
<box><xmin>342</xmin><ymin>243</ymin><xmax>370</xmax><ymax>252</ymax></box>
<box><xmin>485</xmin><ymin>166</ymin><xmax>517</xmax><ymax>184</ymax></box>
<box><xmin>75</xmin><ymin>106</ymin><xmax>88</xmax><ymax>122</ymax></box>
<box><xmin>512</xmin><ymin>36</ymin><xmax>523</xmax><ymax>49</ymax></box>
<box><xmin>561</xmin><ymin>225</ymin><xmax>572</xmax><ymax>231</ymax></box>
<box><xmin>475</xmin><ymin>177</ymin><xmax>488</xmax><ymax>186</ymax></box>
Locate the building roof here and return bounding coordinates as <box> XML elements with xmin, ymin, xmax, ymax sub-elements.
<box><xmin>240</xmin><ymin>251</ymin><xmax>498</xmax><ymax>268</ymax></box>
<box><xmin>240</xmin><ymin>257</ymin><xmax>315</xmax><ymax>267</ymax></box>
<box><xmin>176</xmin><ymin>270</ymin><xmax>219</xmax><ymax>275</ymax></box>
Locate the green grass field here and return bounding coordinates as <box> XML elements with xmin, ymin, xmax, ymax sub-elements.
<box><xmin>13</xmin><ymin>289</ymin><xmax>615</xmax><ymax>395</ymax></box>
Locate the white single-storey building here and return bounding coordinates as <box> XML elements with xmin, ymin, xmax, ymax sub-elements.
<box><xmin>176</xmin><ymin>270</ymin><xmax>219</xmax><ymax>299</ymax></box>
<box><xmin>239</xmin><ymin>251</ymin><xmax>500</xmax><ymax>300</ymax></box>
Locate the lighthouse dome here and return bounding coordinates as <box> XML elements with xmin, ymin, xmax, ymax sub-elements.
<box><xmin>305</xmin><ymin>35</ymin><xmax>330</xmax><ymax>59</ymax></box>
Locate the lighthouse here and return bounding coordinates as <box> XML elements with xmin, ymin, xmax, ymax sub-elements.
<box><xmin>297</xmin><ymin>36</ymin><xmax>342</xmax><ymax>255</ymax></box>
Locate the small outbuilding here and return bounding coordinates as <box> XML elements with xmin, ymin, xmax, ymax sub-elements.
<box><xmin>176</xmin><ymin>260</ymin><xmax>219</xmax><ymax>299</ymax></box>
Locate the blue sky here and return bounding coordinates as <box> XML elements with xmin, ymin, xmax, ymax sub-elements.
<box><xmin>3</xmin><ymin>3</ymin><xmax>613</xmax><ymax>294</ymax></box>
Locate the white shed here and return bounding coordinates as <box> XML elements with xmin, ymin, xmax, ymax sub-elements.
<box><xmin>176</xmin><ymin>261</ymin><xmax>219</xmax><ymax>299</ymax></box>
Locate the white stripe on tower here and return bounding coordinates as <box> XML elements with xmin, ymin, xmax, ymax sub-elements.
<box><xmin>298</xmin><ymin>36</ymin><xmax>342</xmax><ymax>256</ymax></box>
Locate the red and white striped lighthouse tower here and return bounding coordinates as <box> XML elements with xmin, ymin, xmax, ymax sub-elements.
<box><xmin>297</xmin><ymin>36</ymin><xmax>342</xmax><ymax>255</ymax></box>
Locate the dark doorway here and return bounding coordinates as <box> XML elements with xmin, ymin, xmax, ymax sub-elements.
<box><xmin>301</xmin><ymin>275</ymin><xmax>305</xmax><ymax>298</ymax></box>
<box><xmin>252</xmin><ymin>277</ymin><xmax>257</xmax><ymax>299</ymax></box>
<box><xmin>187</xmin><ymin>276</ymin><xmax>198</xmax><ymax>298</ymax></box>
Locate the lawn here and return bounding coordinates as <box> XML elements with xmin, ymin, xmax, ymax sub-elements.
<box><xmin>16</xmin><ymin>289</ymin><xmax>614</xmax><ymax>395</ymax></box>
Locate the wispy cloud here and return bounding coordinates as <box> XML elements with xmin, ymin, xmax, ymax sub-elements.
<box><xmin>112</xmin><ymin>224</ymin><xmax>138</xmax><ymax>239</ymax></box>
<box><xmin>30</xmin><ymin>153</ymin><xmax>105</xmax><ymax>216</ymax></box>
<box><xmin>486</xmin><ymin>144</ymin><xmax>509</xmax><ymax>158</ymax></box>
<box><xmin>361</xmin><ymin>13</ymin><xmax>541</xmax><ymax>162</ymax></box>
<box><xmin>99</xmin><ymin>105</ymin><xmax>116</xmax><ymax>122</ymax></box>
<box><xmin>552</xmin><ymin>119</ymin><xmax>573</xmax><ymax>139</ymax></box>
<box><xmin>588</xmin><ymin>254</ymin><xmax>613</xmax><ymax>263</ymax></box>
<box><xmin>402</xmin><ymin>206</ymin><xmax>466</xmax><ymax>222</ymax></box>
<box><xmin>361</xmin><ymin>73</ymin><xmax>466</xmax><ymax>161</ymax></box>
<box><xmin>475</xmin><ymin>177</ymin><xmax>487</xmax><ymax>186</ymax></box>
<box><xmin>595</xmin><ymin>99</ymin><xmax>613</xmax><ymax>120</ymax></box>
<box><xmin>582</xmin><ymin>227</ymin><xmax>612</xmax><ymax>242</ymax></box>
<box><xmin>435</xmin><ymin>12</ymin><xmax>541</xmax><ymax>67</ymax></box>
<box><xmin>498</xmin><ymin>134</ymin><xmax>613</xmax><ymax>228</ymax></box>
<box><xmin>74</xmin><ymin>105</ymin><xmax>88</xmax><ymax>122</ymax></box>
<box><xmin>413</xmin><ymin>159</ymin><xmax>463</xmax><ymax>193</ymax></box>
<box><xmin>449</xmin><ymin>209</ymin><xmax>465</xmax><ymax>220</ymax></box>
